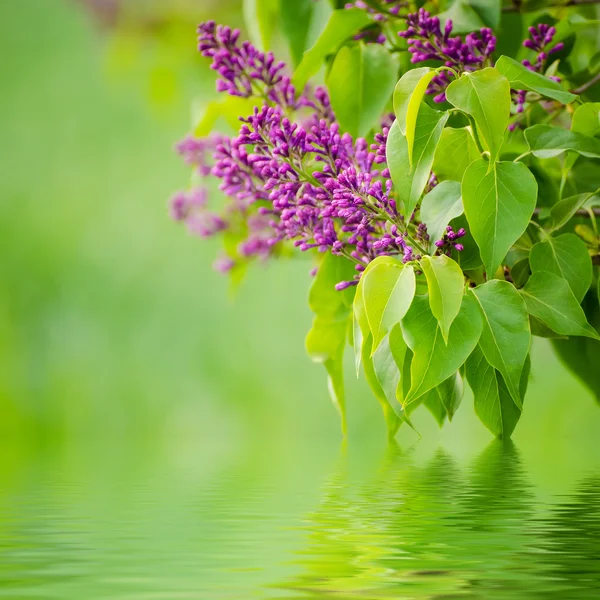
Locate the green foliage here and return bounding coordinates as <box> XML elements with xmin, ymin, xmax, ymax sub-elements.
<box><xmin>327</xmin><ymin>43</ymin><xmax>398</xmax><ymax>138</ymax></box>
<box><xmin>525</xmin><ymin>125</ymin><xmax>600</xmax><ymax>159</ymax></box>
<box><xmin>362</xmin><ymin>258</ymin><xmax>415</xmax><ymax>354</ymax></box>
<box><xmin>401</xmin><ymin>295</ymin><xmax>483</xmax><ymax>405</ymax></box>
<box><xmin>197</xmin><ymin>0</ymin><xmax>600</xmax><ymax>438</ymax></box>
<box><xmin>293</xmin><ymin>8</ymin><xmax>371</xmax><ymax>90</ymax></box>
<box><xmin>462</xmin><ymin>159</ymin><xmax>538</xmax><ymax>277</ymax></box>
<box><xmin>446</xmin><ymin>68</ymin><xmax>510</xmax><ymax>163</ymax></box>
<box><xmin>495</xmin><ymin>56</ymin><xmax>578</xmax><ymax>105</ymax></box>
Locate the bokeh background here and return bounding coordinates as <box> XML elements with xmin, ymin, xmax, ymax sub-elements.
<box><xmin>1</xmin><ymin>0</ymin><xmax>599</xmax><ymax>462</ymax></box>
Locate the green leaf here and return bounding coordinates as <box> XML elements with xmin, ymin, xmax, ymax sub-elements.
<box><xmin>325</xmin><ymin>358</ymin><xmax>347</xmax><ymax>436</ymax></box>
<box><xmin>372</xmin><ymin>327</ymin><xmax>416</xmax><ymax>428</ymax></box>
<box><xmin>327</xmin><ymin>43</ymin><xmax>398</xmax><ymax>138</ymax></box>
<box><xmin>439</xmin><ymin>2</ymin><xmax>486</xmax><ymax>34</ymax></box>
<box><xmin>420</xmin><ymin>255</ymin><xmax>465</xmax><ymax>342</ymax></box>
<box><xmin>471</xmin><ymin>280</ymin><xmax>531</xmax><ymax>408</ymax></box>
<box><xmin>401</xmin><ymin>294</ymin><xmax>483</xmax><ymax>405</ymax></box>
<box><xmin>387</xmin><ymin>105</ymin><xmax>449</xmax><ymax>217</ymax></box>
<box><xmin>280</xmin><ymin>0</ymin><xmax>314</xmax><ymax>67</ymax></box>
<box><xmin>393</xmin><ymin>68</ymin><xmax>430</xmax><ymax>134</ymax></box>
<box><xmin>421</xmin><ymin>371</ymin><xmax>465</xmax><ymax>427</ymax></box>
<box><xmin>549</xmin><ymin>190</ymin><xmax>600</xmax><ymax>232</ymax></box>
<box><xmin>307</xmin><ymin>253</ymin><xmax>356</xmax><ymax>435</ymax></box>
<box><xmin>362</xmin><ymin>331</ymin><xmax>402</xmax><ymax>438</ymax></box>
<box><xmin>243</xmin><ymin>0</ymin><xmax>278</xmax><ymax>51</ymax></box>
<box><xmin>432</xmin><ymin>126</ymin><xmax>481</xmax><ymax>183</ymax></box>
<box><xmin>363</xmin><ymin>259</ymin><xmax>416</xmax><ymax>354</ymax></box>
<box><xmin>308</xmin><ymin>253</ymin><xmax>356</xmax><ymax>318</ymax></box>
<box><xmin>465</xmin><ymin>346</ymin><xmax>526</xmax><ymax>438</ymax></box>
<box><xmin>530</xmin><ymin>233</ymin><xmax>593</xmax><ymax>303</ymax></box>
<box><xmin>446</xmin><ymin>68</ymin><xmax>511</xmax><ymax>163</ymax></box>
<box><xmin>524</xmin><ymin>124</ymin><xmax>600</xmax><ymax>159</ymax></box>
<box><xmin>392</xmin><ymin>67</ymin><xmax>436</xmax><ymax>166</ymax></box>
<box><xmin>510</xmin><ymin>257</ymin><xmax>531</xmax><ymax>288</ymax></box>
<box><xmin>551</xmin><ymin>291</ymin><xmax>600</xmax><ymax>404</ymax></box>
<box><xmin>495</xmin><ymin>55</ymin><xmax>578</xmax><ymax>105</ymax></box>
<box><xmin>520</xmin><ymin>271</ymin><xmax>600</xmax><ymax>340</ymax></box>
<box><xmin>462</xmin><ymin>159</ymin><xmax>538</xmax><ymax>277</ymax></box>
<box><xmin>352</xmin><ymin>256</ymin><xmax>397</xmax><ymax>375</ymax></box>
<box><xmin>420</xmin><ymin>181</ymin><xmax>464</xmax><ymax>253</ymax></box>
<box><xmin>293</xmin><ymin>8</ymin><xmax>371</xmax><ymax>91</ymax></box>
<box><xmin>571</xmin><ymin>102</ymin><xmax>600</xmax><ymax>137</ymax></box>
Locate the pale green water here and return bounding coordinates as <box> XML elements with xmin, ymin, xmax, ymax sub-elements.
<box><xmin>0</xmin><ymin>439</ymin><xmax>599</xmax><ymax>599</ymax></box>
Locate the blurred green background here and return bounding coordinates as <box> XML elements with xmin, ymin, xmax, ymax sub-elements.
<box><xmin>1</xmin><ymin>0</ymin><xmax>599</xmax><ymax>462</ymax></box>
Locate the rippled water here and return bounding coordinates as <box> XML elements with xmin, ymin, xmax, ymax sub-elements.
<box><xmin>0</xmin><ymin>439</ymin><xmax>599</xmax><ymax>599</ymax></box>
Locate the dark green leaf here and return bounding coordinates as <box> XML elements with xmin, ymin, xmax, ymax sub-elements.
<box><xmin>420</xmin><ymin>255</ymin><xmax>465</xmax><ymax>342</ymax></box>
<box><xmin>462</xmin><ymin>159</ymin><xmax>538</xmax><ymax>277</ymax></box>
<box><xmin>387</xmin><ymin>105</ymin><xmax>449</xmax><ymax>217</ymax></box>
<box><xmin>466</xmin><ymin>346</ymin><xmax>526</xmax><ymax>438</ymax></box>
<box><xmin>551</xmin><ymin>291</ymin><xmax>600</xmax><ymax>404</ymax></box>
<box><xmin>510</xmin><ymin>257</ymin><xmax>531</xmax><ymax>288</ymax></box>
<box><xmin>421</xmin><ymin>372</ymin><xmax>465</xmax><ymax>427</ymax></box>
<box><xmin>420</xmin><ymin>181</ymin><xmax>464</xmax><ymax>253</ymax></box>
<box><xmin>520</xmin><ymin>271</ymin><xmax>600</xmax><ymax>340</ymax></box>
<box><xmin>363</xmin><ymin>259</ymin><xmax>416</xmax><ymax>354</ymax></box>
<box><xmin>525</xmin><ymin>124</ymin><xmax>600</xmax><ymax>159</ymax></box>
<box><xmin>471</xmin><ymin>280</ymin><xmax>531</xmax><ymax>408</ymax></box>
<box><xmin>495</xmin><ymin>55</ymin><xmax>578</xmax><ymax>105</ymax></box>
<box><xmin>530</xmin><ymin>233</ymin><xmax>593</xmax><ymax>303</ymax></box>
<box><xmin>401</xmin><ymin>294</ymin><xmax>483</xmax><ymax>405</ymax></box>
<box><xmin>549</xmin><ymin>190</ymin><xmax>600</xmax><ymax>232</ymax></box>
<box><xmin>446</xmin><ymin>68</ymin><xmax>511</xmax><ymax>163</ymax></box>
<box><xmin>439</xmin><ymin>2</ymin><xmax>486</xmax><ymax>34</ymax></box>
<box><xmin>432</xmin><ymin>127</ymin><xmax>481</xmax><ymax>183</ymax></box>
<box><xmin>280</xmin><ymin>0</ymin><xmax>314</xmax><ymax>67</ymax></box>
<box><xmin>327</xmin><ymin>43</ymin><xmax>398</xmax><ymax>138</ymax></box>
<box><xmin>293</xmin><ymin>9</ymin><xmax>371</xmax><ymax>91</ymax></box>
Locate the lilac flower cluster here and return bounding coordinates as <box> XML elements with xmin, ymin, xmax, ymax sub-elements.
<box><xmin>512</xmin><ymin>24</ymin><xmax>564</xmax><ymax>115</ymax></box>
<box><xmin>435</xmin><ymin>226</ymin><xmax>466</xmax><ymax>255</ymax></box>
<box><xmin>399</xmin><ymin>9</ymin><xmax>496</xmax><ymax>102</ymax></box>
<box><xmin>172</xmin><ymin>22</ymin><xmax>429</xmax><ymax>287</ymax></box>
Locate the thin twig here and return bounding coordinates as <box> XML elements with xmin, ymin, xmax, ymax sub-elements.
<box><xmin>533</xmin><ymin>207</ymin><xmax>600</xmax><ymax>217</ymax></box>
<box><xmin>572</xmin><ymin>72</ymin><xmax>600</xmax><ymax>95</ymax></box>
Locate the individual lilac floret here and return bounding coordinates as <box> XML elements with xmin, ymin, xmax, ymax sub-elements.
<box><xmin>399</xmin><ymin>9</ymin><xmax>496</xmax><ymax>101</ymax></box>
<box><xmin>435</xmin><ymin>226</ymin><xmax>466</xmax><ymax>255</ymax></box>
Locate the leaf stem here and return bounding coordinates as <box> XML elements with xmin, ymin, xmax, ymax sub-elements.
<box><xmin>572</xmin><ymin>72</ymin><xmax>600</xmax><ymax>95</ymax></box>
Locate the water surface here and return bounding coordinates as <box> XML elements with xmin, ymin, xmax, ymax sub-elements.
<box><xmin>0</xmin><ymin>438</ymin><xmax>599</xmax><ymax>599</ymax></box>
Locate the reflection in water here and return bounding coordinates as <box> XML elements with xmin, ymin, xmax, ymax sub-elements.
<box><xmin>0</xmin><ymin>440</ymin><xmax>598</xmax><ymax>598</ymax></box>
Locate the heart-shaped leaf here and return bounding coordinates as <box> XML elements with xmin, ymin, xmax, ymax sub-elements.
<box><xmin>401</xmin><ymin>294</ymin><xmax>483</xmax><ymax>405</ymax></box>
<box><xmin>462</xmin><ymin>159</ymin><xmax>538</xmax><ymax>277</ymax></box>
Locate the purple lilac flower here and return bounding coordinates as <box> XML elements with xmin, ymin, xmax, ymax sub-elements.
<box><xmin>512</xmin><ymin>24</ymin><xmax>564</xmax><ymax>116</ymax></box>
<box><xmin>399</xmin><ymin>8</ymin><xmax>496</xmax><ymax>102</ymax></box>
<box><xmin>435</xmin><ymin>226</ymin><xmax>466</xmax><ymax>255</ymax></box>
<box><xmin>171</xmin><ymin>22</ymin><xmax>431</xmax><ymax>287</ymax></box>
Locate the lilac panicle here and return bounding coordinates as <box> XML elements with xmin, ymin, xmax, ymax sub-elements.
<box><xmin>512</xmin><ymin>24</ymin><xmax>563</xmax><ymax>116</ymax></box>
<box><xmin>399</xmin><ymin>8</ymin><xmax>496</xmax><ymax>101</ymax></box>
<box><xmin>435</xmin><ymin>226</ymin><xmax>466</xmax><ymax>255</ymax></box>
<box><xmin>171</xmin><ymin>21</ymin><xmax>452</xmax><ymax>288</ymax></box>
